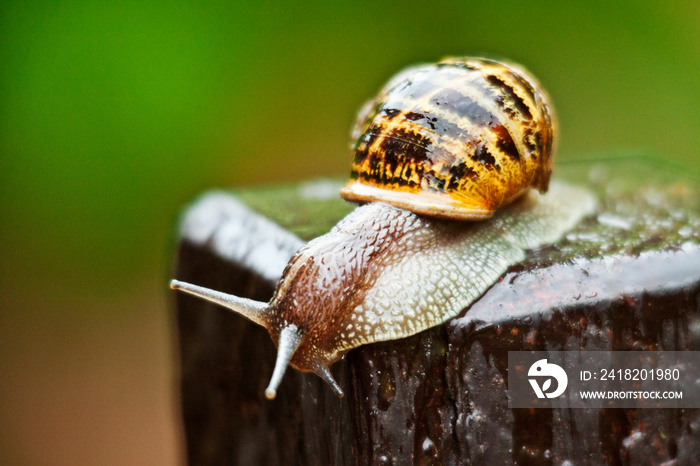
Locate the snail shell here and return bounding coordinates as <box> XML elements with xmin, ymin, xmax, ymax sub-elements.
<box><xmin>341</xmin><ymin>57</ymin><xmax>555</xmax><ymax>219</ymax></box>
<box><xmin>171</xmin><ymin>57</ymin><xmax>595</xmax><ymax>399</ymax></box>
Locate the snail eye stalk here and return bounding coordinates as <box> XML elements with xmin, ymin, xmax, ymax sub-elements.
<box><xmin>265</xmin><ymin>325</ymin><xmax>302</xmax><ymax>400</ymax></box>
<box><xmin>170</xmin><ymin>280</ymin><xmax>271</xmax><ymax>327</ymax></box>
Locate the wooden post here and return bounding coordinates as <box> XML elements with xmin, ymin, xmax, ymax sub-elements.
<box><xmin>172</xmin><ymin>159</ymin><xmax>700</xmax><ymax>465</ymax></box>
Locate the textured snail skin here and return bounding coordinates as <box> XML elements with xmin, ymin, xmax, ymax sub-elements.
<box><xmin>269</xmin><ymin>181</ymin><xmax>595</xmax><ymax>366</ymax></box>
<box><xmin>170</xmin><ymin>57</ymin><xmax>593</xmax><ymax>398</ymax></box>
<box><xmin>342</xmin><ymin>57</ymin><xmax>555</xmax><ymax>219</ymax></box>
<box><xmin>172</xmin><ymin>181</ymin><xmax>596</xmax><ymax>398</ymax></box>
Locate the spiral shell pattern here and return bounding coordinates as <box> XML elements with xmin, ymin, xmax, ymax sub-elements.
<box><xmin>341</xmin><ymin>57</ymin><xmax>556</xmax><ymax>220</ymax></box>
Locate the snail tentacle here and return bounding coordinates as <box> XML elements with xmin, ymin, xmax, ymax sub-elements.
<box><xmin>170</xmin><ymin>279</ymin><xmax>271</xmax><ymax>328</ymax></box>
<box><xmin>265</xmin><ymin>324</ymin><xmax>302</xmax><ymax>400</ymax></box>
<box><xmin>313</xmin><ymin>364</ymin><xmax>344</xmax><ymax>398</ymax></box>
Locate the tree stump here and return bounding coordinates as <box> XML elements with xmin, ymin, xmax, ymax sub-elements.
<box><xmin>172</xmin><ymin>159</ymin><xmax>700</xmax><ymax>465</ymax></box>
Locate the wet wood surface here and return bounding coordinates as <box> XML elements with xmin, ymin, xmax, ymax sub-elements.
<box><xmin>172</xmin><ymin>159</ymin><xmax>700</xmax><ymax>465</ymax></box>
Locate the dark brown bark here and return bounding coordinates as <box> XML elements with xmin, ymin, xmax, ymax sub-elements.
<box><xmin>172</xmin><ymin>160</ymin><xmax>700</xmax><ymax>465</ymax></box>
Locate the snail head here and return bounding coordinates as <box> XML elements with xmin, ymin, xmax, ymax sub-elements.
<box><xmin>170</xmin><ymin>280</ymin><xmax>344</xmax><ymax>399</ymax></box>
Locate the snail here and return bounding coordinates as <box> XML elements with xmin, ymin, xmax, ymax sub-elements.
<box><xmin>171</xmin><ymin>57</ymin><xmax>596</xmax><ymax>400</ymax></box>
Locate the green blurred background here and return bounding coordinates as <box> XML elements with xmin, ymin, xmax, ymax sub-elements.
<box><xmin>1</xmin><ymin>0</ymin><xmax>698</xmax><ymax>463</ymax></box>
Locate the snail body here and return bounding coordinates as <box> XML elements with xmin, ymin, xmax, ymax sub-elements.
<box><xmin>171</xmin><ymin>57</ymin><xmax>596</xmax><ymax>399</ymax></box>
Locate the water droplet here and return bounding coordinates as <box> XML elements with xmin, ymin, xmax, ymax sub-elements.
<box><xmin>422</xmin><ymin>437</ymin><xmax>437</xmax><ymax>456</ymax></box>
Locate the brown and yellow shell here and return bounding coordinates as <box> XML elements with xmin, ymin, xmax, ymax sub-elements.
<box><xmin>340</xmin><ymin>56</ymin><xmax>556</xmax><ymax>220</ymax></box>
